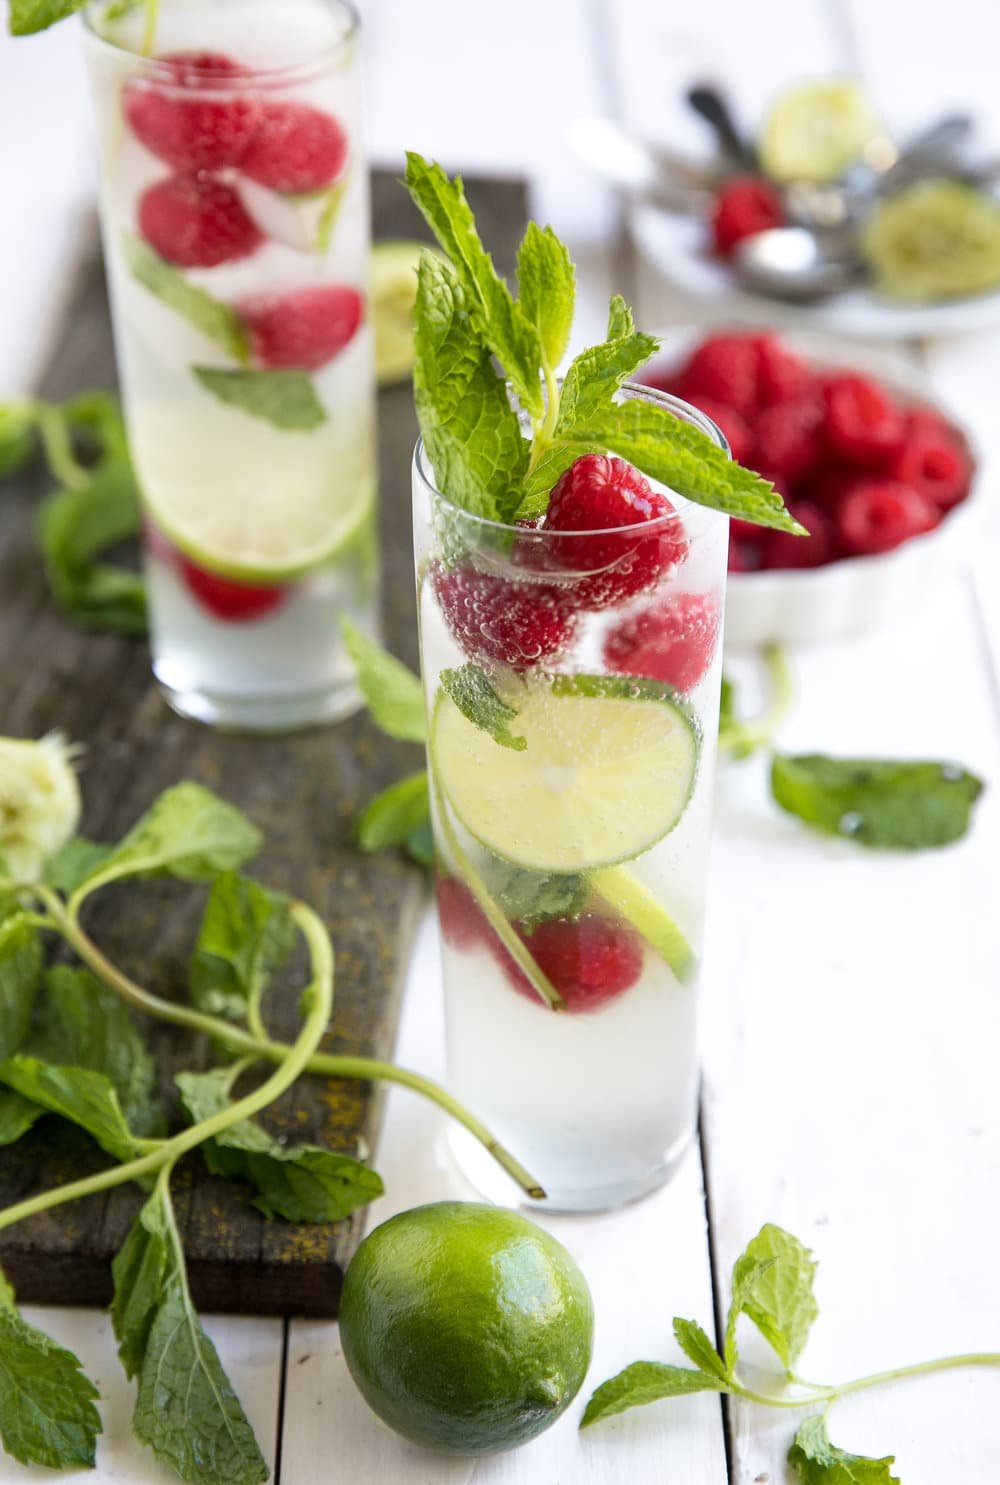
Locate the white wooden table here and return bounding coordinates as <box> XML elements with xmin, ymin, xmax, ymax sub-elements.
<box><xmin>2</xmin><ymin>1</ymin><xmax>999</xmax><ymax>1481</ymax></box>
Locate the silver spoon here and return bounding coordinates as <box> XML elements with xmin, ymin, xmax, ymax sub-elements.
<box><xmin>570</xmin><ymin>116</ymin><xmax>719</xmax><ymax>213</ymax></box>
<box><xmin>733</xmin><ymin>226</ymin><xmax>862</xmax><ymax>302</ymax></box>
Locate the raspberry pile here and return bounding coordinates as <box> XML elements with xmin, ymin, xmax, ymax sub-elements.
<box><xmin>645</xmin><ymin>332</ymin><xmax>972</xmax><ymax>569</ymax></box>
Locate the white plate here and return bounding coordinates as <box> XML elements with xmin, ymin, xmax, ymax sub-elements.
<box><xmin>634</xmin><ymin>203</ymin><xmax>1000</xmax><ymax>341</ymax></box>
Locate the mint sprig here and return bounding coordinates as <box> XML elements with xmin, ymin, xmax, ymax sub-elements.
<box><xmin>440</xmin><ymin>664</ymin><xmax>526</xmax><ymax>751</ymax></box>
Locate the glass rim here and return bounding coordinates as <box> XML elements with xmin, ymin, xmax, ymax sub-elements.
<box><xmin>413</xmin><ymin>383</ymin><xmax>729</xmax><ymax>540</ymax></box>
<box><xmin>82</xmin><ymin>0</ymin><xmax>360</xmax><ymax>85</ymax></box>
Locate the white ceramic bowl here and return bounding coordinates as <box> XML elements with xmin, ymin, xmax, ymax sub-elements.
<box><xmin>652</xmin><ymin>331</ymin><xmax>984</xmax><ymax>648</ymax></box>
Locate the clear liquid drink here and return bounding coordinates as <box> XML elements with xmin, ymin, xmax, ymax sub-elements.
<box><xmin>84</xmin><ymin>0</ymin><xmax>377</xmax><ymax>729</ymax></box>
<box><xmin>414</xmin><ymin>387</ymin><xmax>729</xmax><ymax>1211</ymax></box>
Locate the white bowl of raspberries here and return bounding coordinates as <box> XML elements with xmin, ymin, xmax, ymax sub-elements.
<box><xmin>642</xmin><ymin>329</ymin><xmax>980</xmax><ymax>647</ymax></box>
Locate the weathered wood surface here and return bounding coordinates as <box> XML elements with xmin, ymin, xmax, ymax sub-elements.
<box><xmin>0</xmin><ymin>172</ymin><xmax>526</xmax><ymax>1319</ymax></box>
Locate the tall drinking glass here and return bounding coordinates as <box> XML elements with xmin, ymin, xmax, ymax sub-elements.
<box><xmin>84</xmin><ymin>0</ymin><xmax>377</xmax><ymax>730</ymax></box>
<box><xmin>415</xmin><ymin>386</ymin><xmax>729</xmax><ymax>1212</ymax></box>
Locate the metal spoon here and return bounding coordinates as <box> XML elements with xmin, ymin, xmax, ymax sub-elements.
<box><xmin>686</xmin><ymin>83</ymin><xmax>758</xmax><ymax>172</ymax></box>
<box><xmin>570</xmin><ymin>116</ymin><xmax>719</xmax><ymax>213</ymax></box>
<box><xmin>733</xmin><ymin>226</ymin><xmax>862</xmax><ymax>302</ymax></box>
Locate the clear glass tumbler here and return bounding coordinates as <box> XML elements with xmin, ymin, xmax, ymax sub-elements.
<box><xmin>84</xmin><ymin>0</ymin><xmax>378</xmax><ymax>730</ymax></box>
<box><xmin>414</xmin><ymin>386</ymin><xmax>729</xmax><ymax>1212</ymax></box>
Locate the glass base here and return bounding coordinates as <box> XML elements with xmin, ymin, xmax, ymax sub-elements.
<box><xmin>447</xmin><ymin>1122</ymin><xmax>697</xmax><ymax>1216</ymax></box>
<box><xmin>155</xmin><ymin>672</ymin><xmax>364</xmax><ymax>733</ymax></box>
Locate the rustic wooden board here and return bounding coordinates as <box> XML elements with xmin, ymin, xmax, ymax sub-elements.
<box><xmin>0</xmin><ymin>171</ymin><xmax>528</xmax><ymax>1319</ymax></box>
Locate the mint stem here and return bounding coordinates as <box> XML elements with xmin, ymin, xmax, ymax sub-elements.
<box><xmin>719</xmin><ymin>644</ymin><xmax>792</xmax><ymax>759</ymax></box>
<box><xmin>731</xmin><ymin>1351</ymin><xmax>1000</xmax><ymax>1411</ymax></box>
<box><xmin>141</xmin><ymin>0</ymin><xmax>159</xmax><ymax>56</ymax></box>
<box><xmin>33</xmin><ymin>403</ymin><xmax>89</xmax><ymax>490</ymax></box>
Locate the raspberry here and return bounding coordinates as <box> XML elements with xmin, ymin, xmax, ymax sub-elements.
<box><xmin>906</xmin><ymin>405</ymin><xmax>953</xmax><ymax>443</ymax></box>
<box><xmin>761</xmin><ymin>501</ymin><xmax>836</xmax><ymax>569</ymax></box>
<box><xmin>824</xmin><ymin>374</ymin><xmax>905</xmax><ymax>467</ymax></box>
<box><xmin>240</xmin><ymin>101</ymin><xmax>347</xmax><ymax>192</ymax></box>
<box><xmin>124</xmin><ymin>51</ymin><xmax>260</xmax><ymax>172</ymax></box>
<box><xmin>432</xmin><ymin>561</ymin><xmax>576</xmax><ymax>671</ymax></box>
<box><xmin>238</xmin><ymin>285</ymin><xmax>363</xmax><ymax>371</ymax></box>
<box><xmin>435</xmin><ymin>877</ymin><xmax>488</xmax><ymax>952</ymax></box>
<box><xmin>753</xmin><ymin>334</ymin><xmax>812</xmax><ymax>405</ymax></box>
<box><xmin>508</xmin><ymin>914</ymin><xmax>643</xmax><ymax>1013</ymax></box>
<box><xmin>138</xmin><ymin>172</ymin><xmax>263</xmax><ymax>267</ymax></box>
<box><xmin>688</xmin><ymin>396</ymin><xmax>752</xmax><ymax>464</ymax></box>
<box><xmin>798</xmin><ymin>464</ymin><xmax>862</xmax><ymax>513</ymax></box>
<box><xmin>681</xmin><ymin>334</ymin><xmax>759</xmax><ymax>414</ymax></box>
<box><xmin>836</xmin><ymin>480</ymin><xmax>939</xmax><ymax>556</ymax></box>
<box><xmin>179</xmin><ymin>558</ymin><xmax>287</xmax><ymax>621</ymax></box>
<box><xmin>711</xmin><ymin>176</ymin><xmax>785</xmax><ymax>257</ymax></box>
<box><xmin>541</xmin><ymin>454</ymin><xmax>687</xmax><ymax>608</ymax></box>
<box><xmin>889</xmin><ymin>430</ymin><xmax>970</xmax><ymax>512</ymax></box>
<box><xmin>752</xmin><ymin>395</ymin><xmax>824</xmax><ymax>482</ymax></box>
<box><xmin>728</xmin><ymin>538</ymin><xmax>760</xmax><ymax>572</ymax></box>
<box><xmin>603</xmin><ymin>592</ymin><xmax>720</xmax><ymax>692</ymax></box>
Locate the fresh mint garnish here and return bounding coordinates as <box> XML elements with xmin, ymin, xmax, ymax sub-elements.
<box><xmin>8</xmin><ymin>0</ymin><xmax>87</xmax><ymax>34</ymax></box>
<box><xmin>124</xmin><ymin>236</ymin><xmax>250</xmax><ymax>365</ymax></box>
<box><xmin>193</xmin><ymin>367</ymin><xmax>327</xmax><ymax>430</ymax></box>
<box><xmin>440</xmin><ymin>664</ymin><xmax>526</xmax><ymax>751</ymax></box>
<box><xmin>0</xmin><ymin>917</ymin><xmax>42</xmax><ymax>1061</ymax></box>
<box><xmin>38</xmin><ymin>457</ymin><xmax>147</xmax><ymax>636</ymax></box>
<box><xmin>516</xmin><ymin>222</ymin><xmax>576</xmax><ymax>374</ymax></box>
<box><xmin>189</xmin><ymin>873</ymin><xmax>295</xmax><ymax>1027</ymax></box>
<box><xmin>770</xmin><ymin>754</ymin><xmax>984</xmax><ymax>849</ymax></box>
<box><xmin>735</xmin><ymin>1223</ymin><xmax>819</xmax><ymax>1372</ymax></box>
<box><xmin>484</xmin><ymin>861</ymin><xmax>587</xmax><ymax>931</ymax></box>
<box><xmin>0</xmin><ymin>1057</ymin><xmax>139</xmax><ymax>1162</ymax></box>
<box><xmin>672</xmin><ymin>1317</ymin><xmax>731</xmax><ymax>1383</ymax></box>
<box><xmin>357</xmin><ymin>772</ymin><xmax>432</xmax><ymax>863</ymax></box>
<box><xmin>339</xmin><ymin>616</ymin><xmax>426</xmax><ymax>741</ymax></box>
<box><xmin>788</xmin><ymin>1415</ymin><xmax>900</xmax><ymax>1485</ymax></box>
<box><xmin>580</xmin><ymin>1361</ymin><xmax>726</xmax><ymax>1427</ymax></box>
<box><xmin>0</xmin><ymin>1270</ymin><xmax>102</xmax><ymax>1469</ymax></box>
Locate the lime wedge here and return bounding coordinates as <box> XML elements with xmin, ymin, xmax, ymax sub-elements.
<box><xmin>372</xmin><ymin>241</ymin><xmax>426</xmax><ymax>385</ymax></box>
<box><xmin>432</xmin><ymin>673</ymin><xmax>699</xmax><ymax>874</ymax></box>
<box><xmin>759</xmin><ymin>78</ymin><xmax>882</xmax><ymax>183</ymax></box>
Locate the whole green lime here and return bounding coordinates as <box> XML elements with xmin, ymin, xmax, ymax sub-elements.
<box><xmin>338</xmin><ymin>1201</ymin><xmax>594</xmax><ymax>1454</ymax></box>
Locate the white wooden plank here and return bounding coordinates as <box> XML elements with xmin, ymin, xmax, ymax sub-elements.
<box><xmin>11</xmin><ymin>1306</ymin><xmax>283</xmax><ymax>1483</ymax></box>
<box><xmin>702</xmin><ymin>566</ymin><xmax>1000</xmax><ymax>1484</ymax></box>
<box><xmin>281</xmin><ymin>910</ymin><xmax>729</xmax><ymax>1483</ymax></box>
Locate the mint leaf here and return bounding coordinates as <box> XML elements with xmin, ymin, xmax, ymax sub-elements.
<box><xmin>405</xmin><ymin>153</ymin><xmax>543</xmax><ymax>417</ymax></box>
<box><xmin>607</xmin><ymin>294</ymin><xmax>636</xmax><ymax>340</ymax></box>
<box><xmin>673</xmin><ymin>1316</ymin><xmax>731</xmax><ymax>1382</ymax></box>
<box><xmin>340</xmin><ymin>616</ymin><xmax>426</xmax><ymax>741</ymax></box>
<box><xmin>557</xmin><ymin>322</ymin><xmax>659</xmax><ymax>430</ymax></box>
<box><xmin>735</xmin><ymin>1223</ymin><xmax>819</xmax><ymax>1371</ymax></box>
<box><xmin>404</xmin><ymin>816</ymin><xmax>434</xmax><ymax>868</ymax></box>
<box><xmin>43</xmin><ymin>837</ymin><xmax>113</xmax><ymax>895</ymax></box>
<box><xmin>38</xmin><ymin>458</ymin><xmax>147</xmax><ymax>636</ymax></box>
<box><xmin>0</xmin><ymin>1057</ymin><xmax>139</xmax><ymax>1162</ymax></box>
<box><xmin>413</xmin><ymin>252</ymin><xmax>528</xmax><ymax>522</ymax></box>
<box><xmin>177</xmin><ymin>1069</ymin><xmax>383</xmax><ymax>1223</ymax></box>
<box><xmin>124</xmin><ymin>236</ymin><xmax>249</xmax><ymax>364</ymax></box>
<box><xmin>189</xmin><ymin>872</ymin><xmax>294</xmax><ymax>1026</ymax></box>
<box><xmin>789</xmin><ymin>1415</ymin><xmax>900</xmax><ymax>1485</ymax></box>
<box><xmin>80</xmin><ymin>782</ymin><xmax>262</xmax><ymax>892</ymax></box>
<box><xmin>8</xmin><ymin>0</ymin><xmax>87</xmax><ymax>34</ymax></box>
<box><xmin>310</xmin><ymin>178</ymin><xmax>348</xmax><ymax>254</ymax></box>
<box><xmin>484</xmin><ymin>860</ymin><xmax>587</xmax><ymax>930</ymax></box>
<box><xmin>62</xmin><ymin>389</ymin><xmax>129</xmax><ymax>464</ymax></box>
<box><xmin>357</xmin><ymin>771</ymin><xmax>431</xmax><ymax>857</ymax></box>
<box><xmin>440</xmin><ymin>664</ymin><xmax>526</xmax><ymax>751</ymax></box>
<box><xmin>0</xmin><ymin>1088</ymin><xmax>42</xmax><ymax>1146</ymax></box>
<box><xmin>0</xmin><ymin>1270</ymin><xmax>101</xmax><ymax>1468</ymax></box>
<box><xmin>516</xmin><ymin>222</ymin><xmax>575</xmax><ymax>370</ymax></box>
<box><xmin>0</xmin><ymin>916</ymin><xmax>42</xmax><ymax>1060</ymax></box>
<box><xmin>580</xmin><ymin>1361</ymin><xmax>727</xmax><ymax>1428</ymax></box>
<box><xmin>771</xmin><ymin>754</ymin><xmax>984</xmax><ymax>849</ymax></box>
<box><xmin>0</xmin><ymin>405</ymin><xmax>34</xmax><ymax>476</ymax></box>
<box><xmin>194</xmin><ymin>367</ymin><xmax>326</xmax><ymax>430</ymax></box>
<box><xmin>111</xmin><ymin>1192</ymin><xmax>169</xmax><ymax>1380</ymax></box>
<box><xmin>724</xmin><ymin>1255</ymin><xmax>777</xmax><ymax>1374</ymax></box>
<box><xmin>30</xmin><ymin>966</ymin><xmax>161</xmax><ymax>1136</ymax></box>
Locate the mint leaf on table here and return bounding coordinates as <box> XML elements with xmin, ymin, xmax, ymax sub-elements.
<box><xmin>733</xmin><ymin>1224</ymin><xmax>819</xmax><ymax>1372</ymax></box>
<box><xmin>724</xmin><ymin>1255</ymin><xmax>777</xmax><ymax>1375</ymax></box>
<box><xmin>7</xmin><ymin>0</ymin><xmax>87</xmax><ymax>34</ymax></box>
<box><xmin>0</xmin><ymin>405</ymin><xmax>34</xmax><ymax>476</ymax></box>
<box><xmin>771</xmin><ymin>754</ymin><xmax>984</xmax><ymax>849</ymax></box>
<box><xmin>193</xmin><ymin>366</ymin><xmax>326</xmax><ymax>430</ymax></box>
<box><xmin>340</xmin><ymin>616</ymin><xmax>426</xmax><ymax>741</ymax></box>
<box><xmin>124</xmin><ymin>236</ymin><xmax>250</xmax><ymax>364</ymax></box>
<box><xmin>580</xmin><ymin>1361</ymin><xmax>728</xmax><ymax>1427</ymax></box>
<box><xmin>405</xmin><ymin>152</ymin><xmax>543</xmax><ymax>418</ymax></box>
<box><xmin>357</xmin><ymin>772</ymin><xmax>431</xmax><ymax>860</ymax></box>
<box><xmin>673</xmin><ymin>1316</ymin><xmax>731</xmax><ymax>1383</ymax></box>
<box><xmin>440</xmin><ymin>664</ymin><xmax>527</xmax><ymax>751</ymax></box>
<box><xmin>0</xmin><ymin>1057</ymin><xmax>139</xmax><ymax>1162</ymax></box>
<box><xmin>516</xmin><ymin>221</ymin><xmax>575</xmax><ymax>371</ymax></box>
<box><xmin>189</xmin><ymin>872</ymin><xmax>295</xmax><ymax>1026</ymax></box>
<box><xmin>37</xmin><ymin>457</ymin><xmax>147</xmax><ymax>635</ymax></box>
<box><xmin>0</xmin><ymin>915</ymin><xmax>42</xmax><ymax>1060</ymax></box>
<box><xmin>178</xmin><ymin>1068</ymin><xmax>383</xmax><ymax>1223</ymax></box>
<box><xmin>484</xmin><ymin>860</ymin><xmax>587</xmax><ymax>930</ymax></box>
<box><xmin>111</xmin><ymin>1192</ymin><xmax>170</xmax><ymax>1381</ymax></box>
<box><xmin>0</xmin><ymin>1088</ymin><xmax>42</xmax><ymax>1146</ymax></box>
<box><xmin>788</xmin><ymin>1415</ymin><xmax>900</xmax><ymax>1485</ymax></box>
<box><xmin>43</xmin><ymin>836</ymin><xmax>113</xmax><ymax>895</ymax></box>
<box><xmin>413</xmin><ymin>252</ymin><xmax>528</xmax><ymax>522</ymax></box>
<box><xmin>0</xmin><ymin>1269</ymin><xmax>102</xmax><ymax>1469</ymax></box>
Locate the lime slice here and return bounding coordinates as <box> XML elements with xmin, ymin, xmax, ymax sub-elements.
<box><xmin>432</xmin><ymin>672</ymin><xmax>699</xmax><ymax>874</ymax></box>
<box><xmin>863</xmin><ymin>180</ymin><xmax>1000</xmax><ymax>302</ymax></box>
<box><xmin>372</xmin><ymin>240</ymin><xmax>445</xmax><ymax>385</ymax></box>
<box><xmin>759</xmin><ymin>78</ymin><xmax>882</xmax><ymax>183</ymax></box>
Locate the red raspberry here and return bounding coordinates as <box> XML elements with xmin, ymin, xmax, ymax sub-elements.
<box><xmin>124</xmin><ymin>52</ymin><xmax>260</xmax><ymax>172</ymax></box>
<box><xmin>729</xmin><ymin>517</ymin><xmax>765</xmax><ymax>543</ymax></box>
<box><xmin>138</xmin><ymin>172</ymin><xmax>263</xmax><ymax>267</ymax></box>
<box><xmin>435</xmin><ymin>877</ymin><xmax>489</xmax><ymax>951</ymax></box>
<box><xmin>798</xmin><ymin>464</ymin><xmax>862</xmax><ymax>513</ymax></box>
<box><xmin>688</xmin><ymin>396</ymin><xmax>752</xmax><ymax>464</ymax></box>
<box><xmin>761</xmin><ymin>501</ymin><xmax>836</xmax><ymax>569</ymax></box>
<box><xmin>179</xmin><ymin>558</ymin><xmax>287</xmax><ymax>621</ymax></box>
<box><xmin>681</xmin><ymin>334</ymin><xmax>759</xmax><ymax>415</ymax></box>
<box><xmin>639</xmin><ymin>364</ymin><xmax>689</xmax><ymax>400</ymax></box>
<box><xmin>824</xmin><ymin>374</ymin><xmax>906</xmax><ymax>467</ymax></box>
<box><xmin>542</xmin><ymin>454</ymin><xmax>687</xmax><ymax>609</ymax></box>
<box><xmin>432</xmin><ymin>561</ymin><xmax>576</xmax><ymax>671</ymax></box>
<box><xmin>906</xmin><ymin>405</ymin><xmax>953</xmax><ymax>443</ymax></box>
<box><xmin>603</xmin><ymin>592</ymin><xmax>720</xmax><ymax>692</ymax></box>
<box><xmin>753</xmin><ymin>334</ymin><xmax>812</xmax><ymax>405</ymax></box>
<box><xmin>752</xmin><ymin>395</ymin><xmax>824</xmax><ymax>482</ymax></box>
<box><xmin>837</xmin><ymin>480</ymin><xmax>939</xmax><ymax>556</ymax></box>
<box><xmin>238</xmin><ymin>285</ymin><xmax>363</xmax><ymax>371</ymax></box>
<box><xmin>711</xmin><ymin>176</ymin><xmax>785</xmax><ymax>257</ymax></box>
<box><xmin>889</xmin><ymin>430</ymin><xmax>970</xmax><ymax>512</ymax></box>
<box><xmin>240</xmin><ymin>101</ymin><xmax>347</xmax><ymax>192</ymax></box>
<box><xmin>508</xmin><ymin>914</ymin><xmax>643</xmax><ymax>1013</ymax></box>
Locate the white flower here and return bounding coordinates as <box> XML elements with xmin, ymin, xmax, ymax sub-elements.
<box><xmin>0</xmin><ymin>734</ymin><xmax>81</xmax><ymax>884</ymax></box>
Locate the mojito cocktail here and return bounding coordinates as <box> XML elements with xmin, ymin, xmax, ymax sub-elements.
<box><xmin>85</xmin><ymin>0</ymin><xmax>377</xmax><ymax>729</ymax></box>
